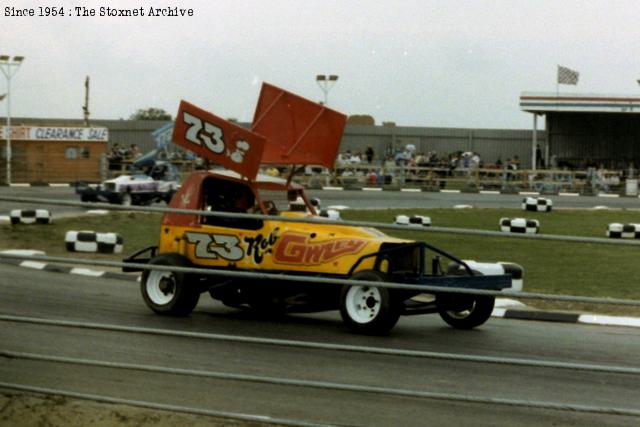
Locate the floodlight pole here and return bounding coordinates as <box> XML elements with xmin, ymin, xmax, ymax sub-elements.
<box><xmin>0</xmin><ymin>55</ymin><xmax>24</xmax><ymax>185</ymax></box>
<box><xmin>316</xmin><ymin>74</ymin><xmax>339</xmax><ymax>105</ymax></box>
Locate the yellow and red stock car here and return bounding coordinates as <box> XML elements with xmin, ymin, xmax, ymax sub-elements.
<box><xmin>124</xmin><ymin>83</ymin><xmax>513</xmax><ymax>334</ymax></box>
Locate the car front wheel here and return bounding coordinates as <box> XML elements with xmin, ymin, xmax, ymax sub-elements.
<box><xmin>141</xmin><ymin>253</ymin><xmax>200</xmax><ymax>316</ymax></box>
<box><xmin>339</xmin><ymin>270</ymin><xmax>400</xmax><ymax>335</ymax></box>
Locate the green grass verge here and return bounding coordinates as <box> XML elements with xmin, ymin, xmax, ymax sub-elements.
<box><xmin>0</xmin><ymin>212</ymin><xmax>162</xmax><ymax>263</ymax></box>
<box><xmin>2</xmin><ymin>208</ymin><xmax>640</xmax><ymax>316</ymax></box>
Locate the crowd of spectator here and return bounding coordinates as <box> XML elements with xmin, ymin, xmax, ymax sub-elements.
<box><xmin>107</xmin><ymin>143</ymin><xmax>143</xmax><ymax>170</ymax></box>
<box><xmin>327</xmin><ymin>145</ymin><xmax>636</xmax><ymax>191</ymax></box>
<box><xmin>103</xmin><ymin>140</ymin><xmax>637</xmax><ymax>195</ymax></box>
<box><xmin>107</xmin><ymin>144</ymin><xmax>206</xmax><ymax>172</ymax></box>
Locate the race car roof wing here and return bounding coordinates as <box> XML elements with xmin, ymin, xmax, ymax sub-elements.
<box><xmin>251</xmin><ymin>82</ymin><xmax>347</xmax><ymax>168</ymax></box>
<box><xmin>172</xmin><ymin>100</ymin><xmax>266</xmax><ymax>181</ymax></box>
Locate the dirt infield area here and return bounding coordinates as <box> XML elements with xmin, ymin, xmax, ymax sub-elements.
<box><xmin>0</xmin><ymin>393</ymin><xmax>277</xmax><ymax>427</ymax></box>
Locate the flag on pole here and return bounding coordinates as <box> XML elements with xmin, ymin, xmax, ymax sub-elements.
<box><xmin>557</xmin><ymin>65</ymin><xmax>579</xmax><ymax>85</ymax></box>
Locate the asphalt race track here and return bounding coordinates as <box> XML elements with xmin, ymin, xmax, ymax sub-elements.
<box><xmin>1</xmin><ymin>265</ymin><xmax>639</xmax><ymax>426</ymax></box>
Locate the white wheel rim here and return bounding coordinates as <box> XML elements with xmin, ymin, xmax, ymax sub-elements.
<box><xmin>146</xmin><ymin>270</ymin><xmax>176</xmax><ymax>305</ymax></box>
<box><xmin>345</xmin><ymin>286</ymin><xmax>381</xmax><ymax>324</ymax></box>
<box><xmin>446</xmin><ymin>300</ymin><xmax>476</xmax><ymax>319</ymax></box>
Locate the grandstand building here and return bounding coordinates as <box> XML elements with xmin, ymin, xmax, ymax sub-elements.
<box><xmin>520</xmin><ymin>92</ymin><xmax>640</xmax><ymax>170</ymax></box>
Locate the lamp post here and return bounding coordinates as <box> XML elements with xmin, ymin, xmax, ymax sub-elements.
<box><xmin>316</xmin><ymin>74</ymin><xmax>338</xmax><ymax>105</ymax></box>
<box><xmin>0</xmin><ymin>55</ymin><xmax>25</xmax><ymax>185</ymax></box>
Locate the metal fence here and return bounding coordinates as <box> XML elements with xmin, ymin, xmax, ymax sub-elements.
<box><xmin>295</xmin><ymin>165</ymin><xmax>629</xmax><ymax>195</ymax></box>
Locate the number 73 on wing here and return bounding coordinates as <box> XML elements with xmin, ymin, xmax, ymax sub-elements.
<box><xmin>172</xmin><ymin>101</ymin><xmax>266</xmax><ymax>178</ymax></box>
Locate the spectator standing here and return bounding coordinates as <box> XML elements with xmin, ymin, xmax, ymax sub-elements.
<box><xmin>536</xmin><ymin>144</ymin><xmax>544</xmax><ymax>169</ymax></box>
<box><xmin>470</xmin><ymin>152</ymin><xmax>481</xmax><ymax>169</ymax></box>
<box><xmin>349</xmin><ymin>152</ymin><xmax>362</xmax><ymax>165</ymax></box>
<box><xmin>383</xmin><ymin>154</ymin><xmax>396</xmax><ymax>184</ymax></box>
<box><xmin>627</xmin><ymin>162</ymin><xmax>636</xmax><ymax>179</ymax></box>
<box><xmin>508</xmin><ymin>157</ymin><xmax>520</xmax><ymax>181</ymax></box>
<box><xmin>335</xmin><ymin>152</ymin><xmax>348</xmax><ymax>175</ymax></box>
<box><xmin>107</xmin><ymin>143</ymin><xmax>123</xmax><ymax>171</ymax></box>
<box><xmin>365</xmin><ymin>146</ymin><xmax>374</xmax><ymax>164</ymax></box>
<box><xmin>367</xmin><ymin>169</ymin><xmax>378</xmax><ymax>185</ymax></box>
<box><xmin>448</xmin><ymin>152</ymin><xmax>459</xmax><ymax>176</ymax></box>
<box><xmin>129</xmin><ymin>144</ymin><xmax>142</xmax><ymax>160</ymax></box>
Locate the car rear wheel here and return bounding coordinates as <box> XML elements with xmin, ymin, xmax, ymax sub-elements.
<box><xmin>141</xmin><ymin>253</ymin><xmax>200</xmax><ymax>316</ymax></box>
<box><xmin>339</xmin><ymin>270</ymin><xmax>400</xmax><ymax>335</ymax></box>
<box><xmin>436</xmin><ymin>294</ymin><xmax>495</xmax><ymax>329</ymax></box>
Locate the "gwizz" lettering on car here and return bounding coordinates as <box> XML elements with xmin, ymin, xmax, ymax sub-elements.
<box><xmin>273</xmin><ymin>232</ymin><xmax>367</xmax><ymax>265</ymax></box>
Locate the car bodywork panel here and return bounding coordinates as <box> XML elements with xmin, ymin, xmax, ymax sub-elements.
<box><xmin>158</xmin><ymin>170</ymin><xmax>408</xmax><ymax>276</ymax></box>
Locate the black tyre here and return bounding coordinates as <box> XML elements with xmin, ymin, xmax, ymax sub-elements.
<box><xmin>141</xmin><ymin>253</ymin><xmax>200</xmax><ymax>316</ymax></box>
<box><xmin>436</xmin><ymin>294</ymin><xmax>495</xmax><ymax>329</ymax></box>
<box><xmin>165</xmin><ymin>190</ymin><xmax>176</xmax><ymax>204</ymax></box>
<box><xmin>339</xmin><ymin>270</ymin><xmax>400</xmax><ymax>335</ymax></box>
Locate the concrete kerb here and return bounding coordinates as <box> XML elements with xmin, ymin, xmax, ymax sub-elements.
<box><xmin>1</xmin><ymin>183</ymin><xmax>72</xmax><ymax>187</ymax></box>
<box><xmin>2</xmin><ymin>250</ymin><xmax>639</xmax><ymax>329</ymax></box>
<box><xmin>0</xmin><ymin>250</ymin><xmax>138</xmax><ymax>282</ymax></box>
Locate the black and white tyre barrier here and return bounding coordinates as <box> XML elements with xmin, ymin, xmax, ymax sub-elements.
<box><xmin>65</xmin><ymin>231</ymin><xmax>124</xmax><ymax>254</ymax></box>
<box><xmin>394</xmin><ymin>215</ymin><xmax>432</xmax><ymax>226</ymax></box>
<box><xmin>522</xmin><ymin>196</ymin><xmax>552</xmax><ymax>212</ymax></box>
<box><xmin>448</xmin><ymin>260</ymin><xmax>524</xmax><ymax>292</ymax></box>
<box><xmin>500</xmin><ymin>217</ymin><xmax>539</xmax><ymax>234</ymax></box>
<box><xmin>607</xmin><ymin>223</ymin><xmax>640</xmax><ymax>239</ymax></box>
<box><xmin>319</xmin><ymin>209</ymin><xmax>341</xmax><ymax>220</ymax></box>
<box><xmin>10</xmin><ymin>209</ymin><xmax>51</xmax><ymax>225</ymax></box>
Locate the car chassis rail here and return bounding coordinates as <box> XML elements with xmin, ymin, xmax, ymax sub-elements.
<box><xmin>123</xmin><ymin>242</ymin><xmax>512</xmax><ymax>292</ymax></box>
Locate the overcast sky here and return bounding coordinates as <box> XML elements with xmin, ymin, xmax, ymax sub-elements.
<box><xmin>2</xmin><ymin>0</ymin><xmax>639</xmax><ymax>129</ymax></box>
